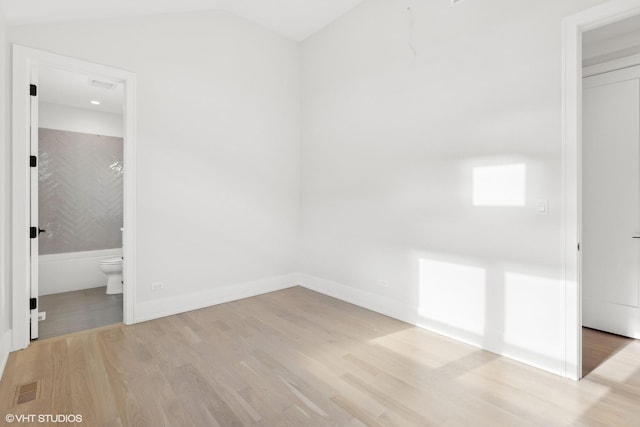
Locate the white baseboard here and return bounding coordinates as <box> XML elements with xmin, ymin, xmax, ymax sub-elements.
<box><xmin>0</xmin><ymin>329</ymin><xmax>13</xmax><ymax>380</ymax></box>
<box><xmin>297</xmin><ymin>274</ymin><xmax>564</xmax><ymax>377</ymax></box>
<box><xmin>134</xmin><ymin>273</ymin><xmax>300</xmax><ymax>323</ymax></box>
<box><xmin>9</xmin><ymin>268</ymin><xmax>564</xmax><ymax>378</ymax></box>
<box><xmin>298</xmin><ymin>274</ymin><xmax>417</xmax><ymax>324</ymax></box>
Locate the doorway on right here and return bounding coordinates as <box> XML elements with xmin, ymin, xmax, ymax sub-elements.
<box><xmin>581</xmin><ymin>14</ymin><xmax>640</xmax><ymax>377</ymax></box>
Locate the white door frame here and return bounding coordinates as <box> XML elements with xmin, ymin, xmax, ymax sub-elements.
<box><xmin>11</xmin><ymin>45</ymin><xmax>137</xmax><ymax>350</ymax></box>
<box><xmin>562</xmin><ymin>0</ymin><xmax>640</xmax><ymax>381</ymax></box>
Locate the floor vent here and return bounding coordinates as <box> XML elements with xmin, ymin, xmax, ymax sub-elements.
<box><xmin>16</xmin><ymin>381</ymin><xmax>39</xmax><ymax>404</ymax></box>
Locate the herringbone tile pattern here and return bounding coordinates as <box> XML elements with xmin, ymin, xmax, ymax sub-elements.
<box><xmin>39</xmin><ymin>128</ymin><xmax>123</xmax><ymax>255</ymax></box>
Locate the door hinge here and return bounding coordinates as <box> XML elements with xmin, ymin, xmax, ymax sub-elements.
<box><xmin>30</xmin><ymin>227</ymin><xmax>37</xmax><ymax>239</ymax></box>
<box><xmin>30</xmin><ymin>84</ymin><xmax>37</xmax><ymax>97</ymax></box>
<box><xmin>30</xmin><ymin>155</ymin><xmax>37</xmax><ymax>167</ymax></box>
<box><xmin>29</xmin><ymin>298</ymin><xmax>37</xmax><ymax>310</ymax></box>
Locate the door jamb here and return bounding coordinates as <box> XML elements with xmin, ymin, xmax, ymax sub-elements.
<box><xmin>583</xmin><ymin>52</ymin><xmax>640</xmax><ymax>78</ymax></box>
<box><xmin>562</xmin><ymin>0</ymin><xmax>640</xmax><ymax>381</ymax></box>
<box><xmin>11</xmin><ymin>45</ymin><xmax>137</xmax><ymax>350</ymax></box>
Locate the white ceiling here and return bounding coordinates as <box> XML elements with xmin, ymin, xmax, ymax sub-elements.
<box><xmin>0</xmin><ymin>0</ymin><xmax>366</xmax><ymax>41</ymax></box>
<box><xmin>584</xmin><ymin>13</ymin><xmax>640</xmax><ymax>47</ymax></box>
<box><xmin>39</xmin><ymin>67</ymin><xmax>124</xmax><ymax>114</ymax></box>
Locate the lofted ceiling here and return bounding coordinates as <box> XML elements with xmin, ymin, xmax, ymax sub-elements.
<box><xmin>0</xmin><ymin>0</ymin><xmax>366</xmax><ymax>41</ymax></box>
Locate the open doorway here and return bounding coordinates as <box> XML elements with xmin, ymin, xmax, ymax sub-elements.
<box><xmin>35</xmin><ymin>67</ymin><xmax>125</xmax><ymax>339</ymax></box>
<box><xmin>11</xmin><ymin>46</ymin><xmax>137</xmax><ymax>350</ymax></box>
<box><xmin>580</xmin><ymin>15</ymin><xmax>640</xmax><ymax>377</ymax></box>
<box><xmin>562</xmin><ymin>0</ymin><xmax>640</xmax><ymax>381</ymax></box>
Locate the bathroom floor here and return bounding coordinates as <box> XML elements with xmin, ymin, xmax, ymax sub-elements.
<box><xmin>38</xmin><ymin>287</ymin><xmax>123</xmax><ymax>340</ymax></box>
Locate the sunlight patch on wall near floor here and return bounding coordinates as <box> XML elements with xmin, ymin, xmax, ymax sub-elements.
<box><xmin>503</xmin><ymin>272</ymin><xmax>564</xmax><ymax>360</ymax></box>
<box><xmin>419</xmin><ymin>259</ymin><xmax>486</xmax><ymax>335</ymax></box>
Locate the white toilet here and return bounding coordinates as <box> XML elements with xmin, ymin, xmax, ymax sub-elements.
<box><xmin>100</xmin><ymin>257</ymin><xmax>123</xmax><ymax>294</ymax></box>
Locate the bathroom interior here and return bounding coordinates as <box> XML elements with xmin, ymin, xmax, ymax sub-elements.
<box><xmin>37</xmin><ymin>67</ymin><xmax>125</xmax><ymax>340</ymax></box>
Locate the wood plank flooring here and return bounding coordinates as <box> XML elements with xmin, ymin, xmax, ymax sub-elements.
<box><xmin>38</xmin><ymin>287</ymin><xmax>123</xmax><ymax>340</ymax></box>
<box><xmin>582</xmin><ymin>327</ymin><xmax>633</xmax><ymax>378</ymax></box>
<box><xmin>2</xmin><ymin>286</ymin><xmax>640</xmax><ymax>426</ymax></box>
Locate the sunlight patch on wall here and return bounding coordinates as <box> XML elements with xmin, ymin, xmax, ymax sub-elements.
<box><xmin>472</xmin><ymin>164</ymin><xmax>526</xmax><ymax>206</ymax></box>
<box><xmin>419</xmin><ymin>259</ymin><xmax>486</xmax><ymax>335</ymax></box>
<box><xmin>504</xmin><ymin>272</ymin><xmax>564</xmax><ymax>361</ymax></box>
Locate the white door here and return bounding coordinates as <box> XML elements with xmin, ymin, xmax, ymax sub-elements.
<box><xmin>583</xmin><ymin>64</ymin><xmax>640</xmax><ymax>338</ymax></box>
<box><xmin>29</xmin><ymin>73</ymin><xmax>40</xmax><ymax>340</ymax></box>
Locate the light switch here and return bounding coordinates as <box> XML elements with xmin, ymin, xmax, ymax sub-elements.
<box><xmin>537</xmin><ymin>200</ymin><xmax>548</xmax><ymax>215</ymax></box>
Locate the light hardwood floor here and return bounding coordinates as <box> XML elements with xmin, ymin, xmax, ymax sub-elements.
<box><xmin>38</xmin><ymin>286</ymin><xmax>123</xmax><ymax>340</ymax></box>
<box><xmin>1</xmin><ymin>286</ymin><xmax>639</xmax><ymax>426</ymax></box>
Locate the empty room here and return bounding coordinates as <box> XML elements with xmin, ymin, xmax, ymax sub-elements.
<box><xmin>1</xmin><ymin>0</ymin><xmax>640</xmax><ymax>425</ymax></box>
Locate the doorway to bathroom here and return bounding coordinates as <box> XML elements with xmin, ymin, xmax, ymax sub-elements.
<box><xmin>35</xmin><ymin>66</ymin><xmax>125</xmax><ymax>339</ymax></box>
<box><xmin>11</xmin><ymin>46</ymin><xmax>137</xmax><ymax>349</ymax></box>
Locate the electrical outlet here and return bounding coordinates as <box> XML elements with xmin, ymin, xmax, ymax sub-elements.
<box><xmin>38</xmin><ymin>312</ymin><xmax>46</xmax><ymax>321</ymax></box>
<box><xmin>151</xmin><ymin>281</ymin><xmax>164</xmax><ymax>292</ymax></box>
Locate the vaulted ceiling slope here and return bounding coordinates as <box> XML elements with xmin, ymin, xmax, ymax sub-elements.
<box><xmin>0</xmin><ymin>0</ymin><xmax>365</xmax><ymax>41</ymax></box>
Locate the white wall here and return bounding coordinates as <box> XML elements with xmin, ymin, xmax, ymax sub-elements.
<box><xmin>0</xmin><ymin>4</ymin><xmax>12</xmax><ymax>376</ymax></box>
<box><xmin>299</xmin><ymin>0</ymin><xmax>605</xmax><ymax>376</ymax></box>
<box><xmin>9</xmin><ymin>11</ymin><xmax>301</xmax><ymax>319</ymax></box>
<box><xmin>39</xmin><ymin>102</ymin><xmax>123</xmax><ymax>137</ymax></box>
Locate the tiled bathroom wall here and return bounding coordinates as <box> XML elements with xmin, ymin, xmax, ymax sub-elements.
<box><xmin>39</xmin><ymin>128</ymin><xmax>123</xmax><ymax>255</ymax></box>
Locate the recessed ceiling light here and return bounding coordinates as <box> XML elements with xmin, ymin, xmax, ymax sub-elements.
<box><xmin>90</xmin><ymin>100</ymin><xmax>101</xmax><ymax>105</ymax></box>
